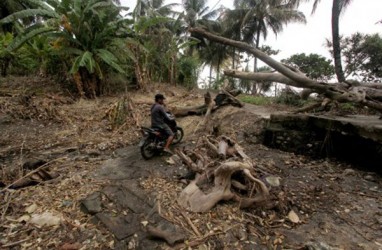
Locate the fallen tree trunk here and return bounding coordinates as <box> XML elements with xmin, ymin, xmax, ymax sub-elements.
<box><xmin>171</xmin><ymin>88</ymin><xmax>244</xmax><ymax>118</ymax></box>
<box><xmin>189</xmin><ymin>27</ymin><xmax>382</xmax><ymax>113</ymax></box>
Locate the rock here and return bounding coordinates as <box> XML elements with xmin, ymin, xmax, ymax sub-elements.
<box><xmin>146</xmin><ymin>222</ymin><xmax>186</xmax><ymax>246</ymax></box>
<box><xmin>265</xmin><ymin>176</ymin><xmax>281</xmax><ymax>187</ymax></box>
<box><xmin>30</xmin><ymin>211</ymin><xmax>62</xmax><ymax>227</ymax></box>
<box><xmin>287</xmin><ymin>210</ymin><xmax>300</xmax><ymax>224</ymax></box>
<box><xmin>305</xmin><ymin>241</ymin><xmax>341</xmax><ymax>250</ymax></box>
<box><xmin>364</xmin><ymin>175</ymin><xmax>376</xmax><ymax>182</ymax></box>
<box><xmin>98</xmin><ymin>142</ymin><xmax>108</xmax><ymax>151</ymax></box>
<box><xmin>60</xmin><ymin>242</ymin><xmax>82</xmax><ymax>250</ymax></box>
<box><xmin>80</xmin><ymin>192</ymin><xmax>102</xmax><ymax>215</ymax></box>
<box><xmin>342</xmin><ymin>168</ymin><xmax>356</xmax><ymax>176</ymax></box>
<box><xmin>95</xmin><ymin>213</ymin><xmax>140</xmax><ymax>240</ymax></box>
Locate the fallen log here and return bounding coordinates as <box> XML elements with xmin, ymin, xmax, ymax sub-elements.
<box><xmin>171</xmin><ymin>88</ymin><xmax>244</xmax><ymax>118</ymax></box>
<box><xmin>189</xmin><ymin>27</ymin><xmax>382</xmax><ymax>113</ymax></box>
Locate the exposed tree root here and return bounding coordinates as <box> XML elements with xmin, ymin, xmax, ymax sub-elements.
<box><xmin>175</xmin><ymin>136</ymin><xmax>269</xmax><ymax>213</ymax></box>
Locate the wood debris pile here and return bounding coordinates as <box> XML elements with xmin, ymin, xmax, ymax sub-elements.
<box><xmin>140</xmin><ymin>171</ymin><xmax>301</xmax><ymax>248</ymax></box>
<box><xmin>0</xmin><ymin>94</ymin><xmax>73</xmax><ymax>121</ymax></box>
<box><xmin>0</xmin><ymin>158</ymin><xmax>113</xmax><ymax>249</ymax></box>
<box><xmin>175</xmin><ymin>135</ymin><xmax>269</xmax><ymax>212</ymax></box>
<box><xmin>104</xmin><ymin>96</ymin><xmax>145</xmax><ymax>131</ymax></box>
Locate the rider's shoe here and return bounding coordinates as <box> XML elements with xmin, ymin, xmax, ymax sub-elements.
<box><xmin>163</xmin><ymin>148</ymin><xmax>174</xmax><ymax>155</ymax></box>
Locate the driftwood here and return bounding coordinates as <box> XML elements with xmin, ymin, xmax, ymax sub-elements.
<box><xmin>189</xmin><ymin>27</ymin><xmax>382</xmax><ymax>113</ymax></box>
<box><xmin>1</xmin><ymin>157</ymin><xmax>64</xmax><ymax>192</ymax></box>
<box><xmin>176</xmin><ymin>136</ymin><xmax>269</xmax><ymax>213</ymax></box>
<box><xmin>146</xmin><ymin>225</ymin><xmax>185</xmax><ymax>246</ymax></box>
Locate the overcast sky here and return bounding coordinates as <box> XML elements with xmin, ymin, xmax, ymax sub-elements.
<box><xmin>121</xmin><ymin>0</ymin><xmax>381</xmax><ymax>67</ymax></box>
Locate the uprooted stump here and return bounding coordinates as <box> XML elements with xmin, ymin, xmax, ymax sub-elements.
<box><xmin>175</xmin><ymin>136</ymin><xmax>269</xmax><ymax>212</ymax></box>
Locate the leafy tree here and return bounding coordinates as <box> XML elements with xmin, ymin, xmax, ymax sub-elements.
<box><xmin>361</xmin><ymin>34</ymin><xmax>382</xmax><ymax>80</ymax></box>
<box><xmin>233</xmin><ymin>0</ymin><xmax>306</xmax><ymax>72</ymax></box>
<box><xmin>327</xmin><ymin>33</ymin><xmax>382</xmax><ymax>82</ymax></box>
<box><xmin>0</xmin><ymin>0</ymin><xmax>132</xmax><ymax>98</ymax></box>
<box><xmin>282</xmin><ymin>53</ymin><xmax>335</xmax><ymax>81</ymax></box>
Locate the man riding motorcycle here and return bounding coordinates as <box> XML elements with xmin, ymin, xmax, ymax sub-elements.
<box><xmin>151</xmin><ymin>94</ymin><xmax>174</xmax><ymax>154</ymax></box>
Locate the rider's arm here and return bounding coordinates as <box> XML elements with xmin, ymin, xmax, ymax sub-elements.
<box><xmin>158</xmin><ymin>105</ymin><xmax>171</xmax><ymax>122</ymax></box>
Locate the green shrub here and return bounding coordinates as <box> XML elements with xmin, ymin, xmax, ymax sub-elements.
<box><xmin>339</xmin><ymin>102</ymin><xmax>356</xmax><ymax>111</ymax></box>
<box><xmin>275</xmin><ymin>88</ymin><xmax>304</xmax><ymax>107</ymax></box>
<box><xmin>177</xmin><ymin>56</ymin><xmax>200</xmax><ymax>89</ymax></box>
<box><xmin>239</xmin><ymin>95</ymin><xmax>273</xmax><ymax>106</ymax></box>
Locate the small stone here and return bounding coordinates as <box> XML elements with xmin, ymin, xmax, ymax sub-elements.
<box><xmin>62</xmin><ymin>200</ymin><xmax>73</xmax><ymax>207</ymax></box>
<box><xmin>81</xmin><ymin>192</ymin><xmax>102</xmax><ymax>215</ymax></box>
<box><xmin>364</xmin><ymin>175</ymin><xmax>375</xmax><ymax>182</ymax></box>
<box><xmin>343</xmin><ymin>168</ymin><xmax>356</xmax><ymax>176</ymax></box>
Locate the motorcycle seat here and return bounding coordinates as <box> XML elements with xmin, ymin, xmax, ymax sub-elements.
<box><xmin>141</xmin><ymin>126</ymin><xmax>161</xmax><ymax>135</ymax></box>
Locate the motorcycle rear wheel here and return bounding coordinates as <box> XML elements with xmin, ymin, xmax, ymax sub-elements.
<box><xmin>140</xmin><ymin>138</ymin><xmax>156</xmax><ymax>159</ymax></box>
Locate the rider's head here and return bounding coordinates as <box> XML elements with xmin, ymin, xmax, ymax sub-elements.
<box><xmin>155</xmin><ymin>93</ymin><xmax>165</xmax><ymax>104</ymax></box>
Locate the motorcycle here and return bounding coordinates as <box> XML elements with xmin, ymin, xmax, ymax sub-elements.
<box><xmin>139</xmin><ymin>112</ymin><xmax>184</xmax><ymax>159</ymax></box>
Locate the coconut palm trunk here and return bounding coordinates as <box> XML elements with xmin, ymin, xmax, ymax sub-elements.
<box><xmin>251</xmin><ymin>28</ymin><xmax>261</xmax><ymax>95</ymax></box>
<box><xmin>332</xmin><ymin>0</ymin><xmax>346</xmax><ymax>82</ymax></box>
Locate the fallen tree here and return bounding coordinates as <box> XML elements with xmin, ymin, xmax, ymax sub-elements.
<box><xmin>189</xmin><ymin>28</ymin><xmax>382</xmax><ymax>113</ymax></box>
<box><xmin>170</xmin><ymin>88</ymin><xmax>244</xmax><ymax>118</ymax></box>
<box><xmin>175</xmin><ymin>136</ymin><xmax>269</xmax><ymax>213</ymax></box>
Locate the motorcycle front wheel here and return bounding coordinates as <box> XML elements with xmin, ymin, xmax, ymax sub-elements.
<box><xmin>172</xmin><ymin>127</ymin><xmax>184</xmax><ymax>144</ymax></box>
<box><xmin>140</xmin><ymin>138</ymin><xmax>156</xmax><ymax>159</ymax></box>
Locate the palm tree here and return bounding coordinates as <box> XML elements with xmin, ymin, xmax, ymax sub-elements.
<box><xmin>221</xmin><ymin>8</ymin><xmax>247</xmax><ymax>69</ymax></box>
<box><xmin>225</xmin><ymin>0</ymin><xmax>305</xmax><ymax>94</ymax></box>
<box><xmin>133</xmin><ymin>0</ymin><xmax>178</xmax><ymax>20</ymax></box>
<box><xmin>182</xmin><ymin>0</ymin><xmax>221</xmax><ymax>54</ymax></box>
<box><xmin>199</xmin><ymin>42</ymin><xmax>230</xmax><ymax>87</ymax></box>
<box><xmin>291</xmin><ymin>0</ymin><xmax>353</xmax><ymax>82</ymax></box>
<box><xmin>234</xmin><ymin>0</ymin><xmax>306</xmax><ymax>72</ymax></box>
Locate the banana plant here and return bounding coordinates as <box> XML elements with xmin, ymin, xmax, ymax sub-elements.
<box><xmin>0</xmin><ymin>32</ymin><xmax>14</xmax><ymax>76</ymax></box>
<box><xmin>0</xmin><ymin>0</ymin><xmax>134</xmax><ymax>98</ymax></box>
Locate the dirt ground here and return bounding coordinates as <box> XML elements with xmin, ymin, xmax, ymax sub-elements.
<box><xmin>0</xmin><ymin>77</ymin><xmax>381</xmax><ymax>249</ymax></box>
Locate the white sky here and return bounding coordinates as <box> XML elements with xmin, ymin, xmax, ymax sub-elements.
<box><xmin>121</xmin><ymin>0</ymin><xmax>381</xmax><ymax>74</ymax></box>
